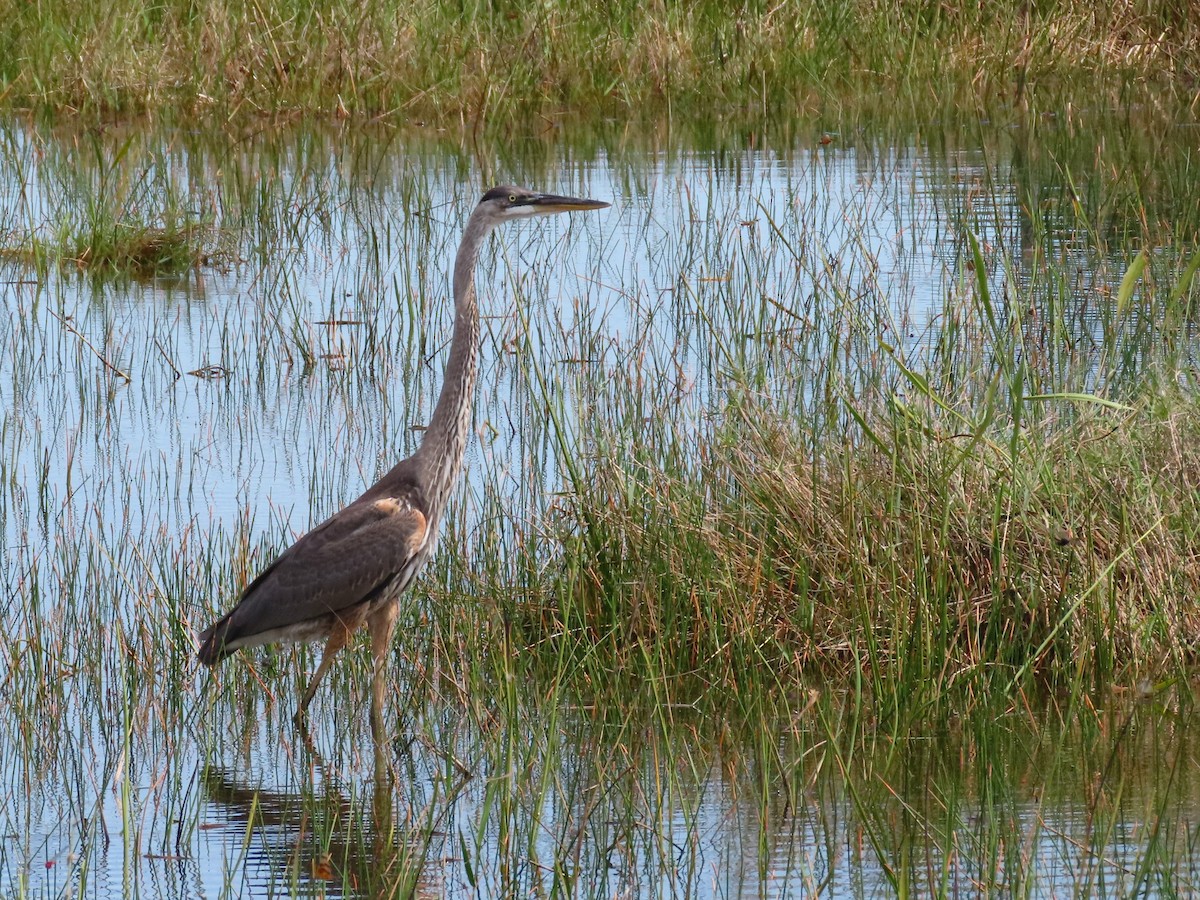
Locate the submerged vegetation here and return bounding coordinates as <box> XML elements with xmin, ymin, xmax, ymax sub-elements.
<box><xmin>0</xmin><ymin>0</ymin><xmax>1195</xmax><ymax>122</ymax></box>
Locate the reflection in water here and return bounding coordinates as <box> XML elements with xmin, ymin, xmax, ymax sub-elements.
<box><xmin>195</xmin><ymin>686</ymin><xmax>1200</xmax><ymax>898</ymax></box>
<box><xmin>200</xmin><ymin>683</ymin><xmax>458</xmax><ymax>899</ymax></box>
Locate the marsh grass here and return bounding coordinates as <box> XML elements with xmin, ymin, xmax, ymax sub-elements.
<box><xmin>521</xmin><ymin>251</ymin><xmax>1200</xmax><ymax>720</ymax></box>
<box><xmin>0</xmin><ymin>0</ymin><xmax>1195</xmax><ymax>123</ymax></box>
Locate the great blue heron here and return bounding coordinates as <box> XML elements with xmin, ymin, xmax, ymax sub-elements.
<box><xmin>197</xmin><ymin>185</ymin><xmax>609</xmax><ymax>721</ymax></box>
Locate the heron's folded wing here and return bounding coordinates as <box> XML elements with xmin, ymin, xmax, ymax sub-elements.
<box><xmin>226</xmin><ymin>497</ymin><xmax>428</xmax><ymax>638</ymax></box>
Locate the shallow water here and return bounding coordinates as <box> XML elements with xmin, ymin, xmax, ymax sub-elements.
<box><xmin>0</xmin><ymin>116</ymin><xmax>1197</xmax><ymax>896</ymax></box>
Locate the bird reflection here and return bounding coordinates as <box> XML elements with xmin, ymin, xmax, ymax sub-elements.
<box><xmin>201</xmin><ymin>683</ymin><xmax>446</xmax><ymax>898</ymax></box>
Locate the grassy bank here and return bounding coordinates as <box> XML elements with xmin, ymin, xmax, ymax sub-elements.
<box><xmin>535</xmin><ymin>372</ymin><xmax>1200</xmax><ymax>708</ymax></box>
<box><xmin>0</xmin><ymin>0</ymin><xmax>1195</xmax><ymax>123</ymax></box>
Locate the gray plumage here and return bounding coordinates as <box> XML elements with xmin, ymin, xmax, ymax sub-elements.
<box><xmin>197</xmin><ymin>185</ymin><xmax>609</xmax><ymax>718</ymax></box>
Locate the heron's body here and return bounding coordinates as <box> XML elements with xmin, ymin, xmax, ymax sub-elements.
<box><xmin>197</xmin><ymin>186</ymin><xmax>608</xmax><ymax>719</ymax></box>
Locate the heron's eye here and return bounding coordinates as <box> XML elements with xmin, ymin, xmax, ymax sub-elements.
<box><xmin>508</xmin><ymin>194</ymin><xmax>517</xmax><ymax>203</ymax></box>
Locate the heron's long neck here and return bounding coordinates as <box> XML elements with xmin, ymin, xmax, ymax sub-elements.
<box><xmin>415</xmin><ymin>212</ymin><xmax>490</xmax><ymax>517</ymax></box>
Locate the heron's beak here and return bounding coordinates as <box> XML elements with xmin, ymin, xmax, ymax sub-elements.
<box><xmin>527</xmin><ymin>193</ymin><xmax>610</xmax><ymax>213</ymax></box>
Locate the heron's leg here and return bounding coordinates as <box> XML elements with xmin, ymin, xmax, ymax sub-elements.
<box><xmin>369</xmin><ymin>610</ymin><xmax>398</xmax><ymax>866</ymax></box>
<box><xmin>368</xmin><ymin>601</ymin><xmax>400</xmax><ymax>673</ymax></box>
<box><xmin>294</xmin><ymin>626</ymin><xmax>351</xmax><ymax>724</ymax></box>
<box><xmin>367</xmin><ymin>602</ymin><xmax>400</xmax><ymax>741</ymax></box>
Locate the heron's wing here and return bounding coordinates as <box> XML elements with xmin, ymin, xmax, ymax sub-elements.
<box><xmin>220</xmin><ymin>496</ymin><xmax>428</xmax><ymax>642</ymax></box>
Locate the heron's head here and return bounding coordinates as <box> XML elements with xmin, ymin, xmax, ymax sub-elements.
<box><xmin>476</xmin><ymin>185</ymin><xmax>609</xmax><ymax>222</ymax></box>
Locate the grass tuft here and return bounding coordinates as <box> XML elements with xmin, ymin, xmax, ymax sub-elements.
<box><xmin>24</xmin><ymin>218</ymin><xmax>219</xmax><ymax>276</ymax></box>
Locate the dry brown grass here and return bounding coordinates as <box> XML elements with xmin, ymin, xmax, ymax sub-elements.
<box><xmin>0</xmin><ymin>0</ymin><xmax>1195</xmax><ymax>121</ymax></box>
<box><xmin>544</xmin><ymin>387</ymin><xmax>1200</xmax><ymax>698</ymax></box>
